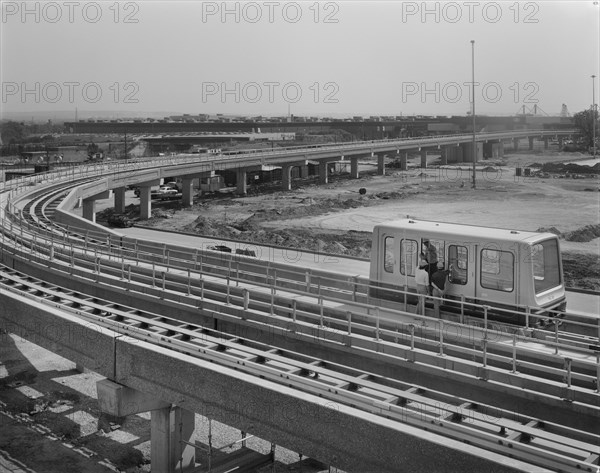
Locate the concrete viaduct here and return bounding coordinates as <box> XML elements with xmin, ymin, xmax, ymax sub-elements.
<box><xmin>77</xmin><ymin>130</ymin><xmax>575</xmax><ymax>222</ymax></box>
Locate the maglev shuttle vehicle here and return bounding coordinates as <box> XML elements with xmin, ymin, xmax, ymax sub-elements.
<box><xmin>369</xmin><ymin>219</ymin><xmax>566</xmax><ymax>324</ymax></box>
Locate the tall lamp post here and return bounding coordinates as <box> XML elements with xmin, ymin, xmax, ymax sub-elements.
<box><xmin>592</xmin><ymin>75</ymin><xmax>597</xmax><ymax>158</ymax></box>
<box><xmin>471</xmin><ymin>40</ymin><xmax>476</xmax><ymax>188</ymax></box>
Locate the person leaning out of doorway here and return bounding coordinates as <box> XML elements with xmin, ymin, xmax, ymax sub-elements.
<box><xmin>415</xmin><ymin>258</ymin><xmax>429</xmax><ymax>316</ymax></box>
<box><xmin>431</xmin><ymin>261</ymin><xmax>453</xmax><ymax>318</ymax></box>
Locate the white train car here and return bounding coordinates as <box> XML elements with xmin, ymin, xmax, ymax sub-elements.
<box><xmin>369</xmin><ymin>219</ymin><xmax>566</xmax><ymax>324</ymax></box>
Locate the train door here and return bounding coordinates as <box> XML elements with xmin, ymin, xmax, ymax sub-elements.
<box><xmin>446</xmin><ymin>242</ymin><xmax>475</xmax><ymax>301</ymax></box>
<box><xmin>400</xmin><ymin>238</ymin><xmax>418</xmax><ymax>287</ymax></box>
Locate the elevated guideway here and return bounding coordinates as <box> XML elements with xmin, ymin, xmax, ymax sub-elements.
<box><xmin>0</xmin><ymin>137</ymin><xmax>598</xmax><ymax>473</ymax></box>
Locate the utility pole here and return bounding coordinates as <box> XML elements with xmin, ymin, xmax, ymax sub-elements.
<box><xmin>471</xmin><ymin>40</ymin><xmax>476</xmax><ymax>189</ymax></box>
<box><xmin>592</xmin><ymin>75</ymin><xmax>597</xmax><ymax>158</ymax></box>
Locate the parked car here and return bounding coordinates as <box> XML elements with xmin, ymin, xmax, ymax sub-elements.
<box><xmin>159</xmin><ymin>188</ymin><xmax>181</xmax><ymax>200</ymax></box>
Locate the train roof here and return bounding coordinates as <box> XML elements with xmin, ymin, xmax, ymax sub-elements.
<box><xmin>374</xmin><ymin>219</ymin><xmax>557</xmax><ymax>244</ymax></box>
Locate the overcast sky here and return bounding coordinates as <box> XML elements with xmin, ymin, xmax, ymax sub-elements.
<box><xmin>1</xmin><ymin>0</ymin><xmax>599</xmax><ymax>118</ymax></box>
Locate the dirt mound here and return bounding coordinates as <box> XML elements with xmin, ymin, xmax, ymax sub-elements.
<box><xmin>541</xmin><ymin>162</ymin><xmax>600</xmax><ymax>175</ymax></box>
<box><xmin>562</xmin><ymin>252</ymin><xmax>600</xmax><ymax>290</ymax></box>
<box><xmin>563</xmin><ymin>224</ymin><xmax>600</xmax><ymax>242</ymax></box>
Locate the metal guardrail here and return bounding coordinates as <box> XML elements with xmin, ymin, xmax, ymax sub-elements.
<box><xmin>2</xmin><ymin>199</ymin><xmax>600</xmax><ymax>401</ymax></box>
<box><xmin>0</xmin><ymin>255</ymin><xmax>598</xmax><ymax>473</ymax></box>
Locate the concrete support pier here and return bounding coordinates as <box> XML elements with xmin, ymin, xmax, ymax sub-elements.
<box><xmin>528</xmin><ymin>137</ymin><xmax>534</xmax><ymax>150</ymax></box>
<box><xmin>182</xmin><ymin>178</ymin><xmax>195</xmax><ymax>207</ymax></box>
<box><xmin>440</xmin><ymin>148</ymin><xmax>448</xmax><ymax>165</ymax></box>
<box><xmin>445</xmin><ymin>145</ymin><xmax>463</xmax><ymax>163</ymax></box>
<box><xmin>282</xmin><ymin>165</ymin><xmax>293</xmax><ymax>191</ymax></box>
<box><xmin>114</xmin><ymin>187</ymin><xmax>126</xmax><ymax>214</ymax></box>
<box><xmin>236</xmin><ymin>169</ymin><xmax>247</xmax><ymax>195</ymax></box>
<box><xmin>377</xmin><ymin>154</ymin><xmax>385</xmax><ymax>175</ymax></box>
<box><xmin>420</xmin><ymin>150</ymin><xmax>427</xmax><ymax>168</ymax></box>
<box><xmin>398</xmin><ymin>152</ymin><xmax>408</xmax><ymax>170</ymax></box>
<box><xmin>461</xmin><ymin>142</ymin><xmax>483</xmax><ymax>163</ymax></box>
<box><xmin>82</xmin><ymin>190</ymin><xmax>111</xmax><ymax>222</ymax></box>
<box><xmin>350</xmin><ymin>157</ymin><xmax>359</xmax><ymax>179</ymax></box>
<box><xmin>138</xmin><ymin>179</ymin><xmax>160</xmax><ymax>220</ymax></box>
<box><xmin>318</xmin><ymin>161</ymin><xmax>328</xmax><ymax>184</ymax></box>
<box><xmin>151</xmin><ymin>406</ymin><xmax>196</xmax><ymax>473</ymax></box>
<box><xmin>300</xmin><ymin>165</ymin><xmax>310</xmax><ymax>179</ymax></box>
<box><xmin>513</xmin><ymin>138</ymin><xmax>519</xmax><ymax>151</ymax></box>
<box><xmin>139</xmin><ymin>186</ymin><xmax>152</xmax><ymax>220</ymax></box>
<box><xmin>97</xmin><ymin>379</ymin><xmax>195</xmax><ymax>473</ymax></box>
<box><xmin>82</xmin><ymin>198</ymin><xmax>96</xmax><ymax>222</ymax></box>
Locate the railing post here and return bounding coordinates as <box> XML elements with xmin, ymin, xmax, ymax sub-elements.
<box><xmin>226</xmin><ymin>276</ymin><xmax>230</xmax><ymax>304</ymax></box>
<box><xmin>483</xmin><ymin>305</ymin><xmax>489</xmax><ymax>336</ymax></box>
<box><xmin>409</xmin><ymin>324</ymin><xmax>415</xmax><ymax>350</ymax></box>
<box><xmin>596</xmin><ymin>353</ymin><xmax>600</xmax><ymax>394</ymax></box>
<box><xmin>305</xmin><ymin>271</ymin><xmax>311</xmax><ymax>292</ymax></box>
<box><xmin>554</xmin><ymin>320</ymin><xmax>560</xmax><ymax>355</ymax></box>
<box><xmin>243</xmin><ymin>289</ymin><xmax>249</xmax><ymax>311</ymax></box>
<box><xmin>319</xmin><ymin>296</ymin><xmax>324</xmax><ymax>326</ymax></box>
<box><xmin>482</xmin><ymin>336</ymin><xmax>488</xmax><ymax>368</ymax></box>
<box><xmin>375</xmin><ymin>307</ymin><xmax>380</xmax><ymax>342</ymax></box>
<box><xmin>525</xmin><ymin>306</ymin><xmax>530</xmax><ymax>329</ymax></box>
<box><xmin>161</xmin><ymin>271</ymin><xmax>166</xmax><ymax>297</ymax></box>
<box><xmin>460</xmin><ymin>295</ymin><xmax>465</xmax><ymax>324</ymax></box>
<box><xmin>512</xmin><ymin>334</ymin><xmax>517</xmax><ymax>373</ymax></box>
<box><xmin>439</xmin><ymin>320</ymin><xmax>444</xmax><ymax>356</ymax></box>
<box><xmin>347</xmin><ymin>311</ymin><xmax>352</xmax><ymax>338</ymax></box>
<box><xmin>564</xmin><ymin>358</ymin><xmax>572</xmax><ymax>388</ymax></box>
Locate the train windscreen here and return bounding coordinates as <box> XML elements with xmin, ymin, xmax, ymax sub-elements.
<box><xmin>531</xmin><ymin>239</ymin><xmax>562</xmax><ymax>294</ymax></box>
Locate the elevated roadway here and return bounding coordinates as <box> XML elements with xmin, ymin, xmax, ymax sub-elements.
<box><xmin>0</xmin><ymin>135</ymin><xmax>598</xmax><ymax>473</ymax></box>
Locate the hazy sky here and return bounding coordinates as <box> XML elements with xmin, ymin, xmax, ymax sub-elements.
<box><xmin>1</xmin><ymin>0</ymin><xmax>599</xmax><ymax>117</ymax></box>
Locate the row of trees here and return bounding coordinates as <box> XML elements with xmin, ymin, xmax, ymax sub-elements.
<box><xmin>573</xmin><ymin>109</ymin><xmax>599</xmax><ymax>149</ymax></box>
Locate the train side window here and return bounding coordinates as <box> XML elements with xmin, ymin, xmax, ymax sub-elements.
<box><xmin>531</xmin><ymin>239</ymin><xmax>561</xmax><ymax>294</ymax></box>
<box><xmin>448</xmin><ymin>245</ymin><xmax>468</xmax><ymax>285</ymax></box>
<box><xmin>481</xmin><ymin>249</ymin><xmax>514</xmax><ymax>292</ymax></box>
<box><xmin>384</xmin><ymin>236</ymin><xmax>394</xmax><ymax>273</ymax></box>
<box><xmin>400</xmin><ymin>239</ymin><xmax>418</xmax><ymax>276</ymax></box>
